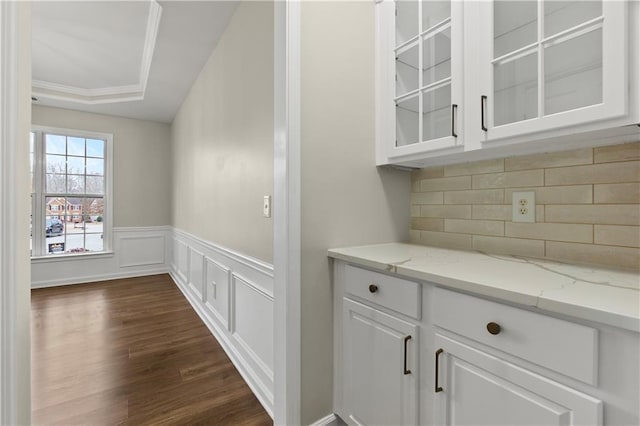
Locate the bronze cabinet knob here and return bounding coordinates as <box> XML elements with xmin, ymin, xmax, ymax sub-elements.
<box><xmin>368</xmin><ymin>284</ymin><xmax>378</xmax><ymax>293</ymax></box>
<box><xmin>486</xmin><ymin>322</ymin><xmax>501</xmax><ymax>335</ymax></box>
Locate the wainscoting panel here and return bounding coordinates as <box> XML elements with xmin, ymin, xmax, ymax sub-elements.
<box><xmin>31</xmin><ymin>226</ymin><xmax>172</xmax><ymax>288</ymax></box>
<box><xmin>119</xmin><ymin>235</ymin><xmax>165</xmax><ymax>268</ymax></box>
<box><xmin>173</xmin><ymin>238</ymin><xmax>189</xmax><ymax>283</ymax></box>
<box><xmin>205</xmin><ymin>257</ymin><xmax>230</xmax><ymax>330</ymax></box>
<box><xmin>169</xmin><ymin>228</ymin><xmax>274</xmax><ymax>417</ymax></box>
<box><xmin>231</xmin><ymin>273</ymin><xmax>274</xmax><ymax>386</ymax></box>
<box><xmin>188</xmin><ymin>248</ymin><xmax>205</xmax><ymax>301</ymax></box>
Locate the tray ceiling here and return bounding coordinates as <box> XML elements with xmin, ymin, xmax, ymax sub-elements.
<box><xmin>32</xmin><ymin>1</ymin><xmax>239</xmax><ymax>123</ymax></box>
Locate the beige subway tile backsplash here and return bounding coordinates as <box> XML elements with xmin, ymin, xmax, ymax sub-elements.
<box><xmin>505</xmin><ymin>147</ymin><xmax>593</xmax><ymax>171</ymax></box>
<box><xmin>593</xmin><ymin>142</ymin><xmax>640</xmax><ymax>164</ymax></box>
<box><xmin>411</xmin><ymin>192</ymin><xmax>444</xmax><ymax>205</ymax></box>
<box><xmin>444</xmin><ymin>189</ymin><xmax>504</xmax><ymax>205</ymax></box>
<box><xmin>420</xmin><ymin>175</ymin><xmax>471</xmax><ymax>192</ymax></box>
<box><xmin>472</xmin><ymin>205</ymin><xmax>512</xmax><ymax>221</ymax></box>
<box><xmin>410</xmin><ymin>141</ymin><xmax>640</xmax><ymax>269</ymax></box>
<box><xmin>420</xmin><ymin>205</ymin><xmax>472</xmax><ymax>219</ymax></box>
<box><xmin>444</xmin><ymin>159</ymin><xmax>504</xmax><ymax>177</ymax></box>
<box><xmin>473</xmin><ymin>170</ymin><xmax>544</xmax><ymax>189</ymax></box>
<box><xmin>505</xmin><ymin>185</ymin><xmax>593</xmax><ymax>204</ymax></box>
<box><xmin>546</xmin><ymin>242</ymin><xmax>639</xmax><ymax>270</ymax></box>
<box><xmin>545</xmin><ymin>161</ymin><xmax>640</xmax><ymax>186</ymax></box>
<box><xmin>593</xmin><ymin>183</ymin><xmax>640</xmax><ymax>204</ymax></box>
<box><xmin>444</xmin><ymin>219</ymin><xmax>504</xmax><ymax>236</ymax></box>
<box><xmin>418</xmin><ymin>231</ymin><xmax>472</xmax><ymax>250</ymax></box>
<box><xmin>505</xmin><ymin>222</ymin><xmax>593</xmax><ymax>243</ymax></box>
<box><xmin>545</xmin><ymin>205</ymin><xmax>639</xmax><ymax>226</ymax></box>
<box><xmin>411</xmin><ymin>217</ymin><xmax>444</xmax><ymax>232</ymax></box>
<box><xmin>594</xmin><ymin>225</ymin><xmax>640</xmax><ymax>248</ymax></box>
<box><xmin>473</xmin><ymin>236</ymin><xmax>545</xmax><ymax>258</ymax></box>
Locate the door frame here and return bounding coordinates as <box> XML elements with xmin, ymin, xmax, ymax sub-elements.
<box><xmin>273</xmin><ymin>1</ymin><xmax>302</xmax><ymax>424</ymax></box>
<box><xmin>0</xmin><ymin>1</ymin><xmax>31</xmax><ymax>424</ymax></box>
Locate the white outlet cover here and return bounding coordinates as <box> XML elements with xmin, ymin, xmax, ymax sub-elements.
<box><xmin>512</xmin><ymin>191</ymin><xmax>535</xmax><ymax>223</ymax></box>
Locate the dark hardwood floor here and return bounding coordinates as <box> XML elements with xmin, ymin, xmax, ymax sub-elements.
<box><xmin>31</xmin><ymin>274</ymin><xmax>272</xmax><ymax>425</ymax></box>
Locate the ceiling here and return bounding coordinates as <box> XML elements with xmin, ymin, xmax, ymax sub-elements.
<box><xmin>32</xmin><ymin>1</ymin><xmax>239</xmax><ymax>123</ymax></box>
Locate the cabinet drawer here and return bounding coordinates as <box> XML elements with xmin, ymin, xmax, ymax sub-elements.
<box><xmin>344</xmin><ymin>265</ymin><xmax>421</xmax><ymax>320</ymax></box>
<box><xmin>433</xmin><ymin>287</ymin><xmax>598</xmax><ymax>385</ymax></box>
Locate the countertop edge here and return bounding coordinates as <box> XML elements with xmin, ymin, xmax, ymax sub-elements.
<box><xmin>328</xmin><ymin>247</ymin><xmax>640</xmax><ymax>334</ymax></box>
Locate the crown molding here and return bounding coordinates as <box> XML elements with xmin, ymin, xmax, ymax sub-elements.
<box><xmin>31</xmin><ymin>0</ymin><xmax>162</xmax><ymax>105</ymax></box>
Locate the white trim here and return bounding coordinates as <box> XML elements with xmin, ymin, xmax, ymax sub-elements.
<box><xmin>173</xmin><ymin>228</ymin><xmax>274</xmax><ymax>278</ymax></box>
<box><xmin>114</xmin><ymin>225</ymin><xmax>172</xmax><ymax>233</ymax></box>
<box><xmin>273</xmin><ymin>2</ymin><xmax>302</xmax><ymax>424</ymax></box>
<box><xmin>0</xmin><ymin>2</ymin><xmax>29</xmax><ymax>423</ymax></box>
<box><xmin>29</xmin><ymin>124</ymin><xmax>114</xmax><ymax>258</ymax></box>
<box><xmin>309</xmin><ymin>413</ymin><xmax>339</xmax><ymax>426</ymax></box>
<box><xmin>31</xmin><ymin>251</ymin><xmax>115</xmax><ymax>264</ymax></box>
<box><xmin>30</xmin><ymin>268</ymin><xmax>169</xmax><ymax>289</ymax></box>
<box><xmin>31</xmin><ymin>0</ymin><xmax>162</xmax><ymax>105</ymax></box>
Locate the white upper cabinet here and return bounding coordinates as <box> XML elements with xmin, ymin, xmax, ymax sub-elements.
<box><xmin>377</xmin><ymin>0</ymin><xmax>465</xmax><ymax>163</ymax></box>
<box><xmin>473</xmin><ymin>0</ymin><xmax>628</xmax><ymax>144</ymax></box>
<box><xmin>376</xmin><ymin>0</ymin><xmax>638</xmax><ymax>166</ymax></box>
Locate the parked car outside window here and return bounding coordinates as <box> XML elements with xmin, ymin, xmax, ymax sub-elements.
<box><xmin>45</xmin><ymin>218</ymin><xmax>64</xmax><ymax>237</ymax></box>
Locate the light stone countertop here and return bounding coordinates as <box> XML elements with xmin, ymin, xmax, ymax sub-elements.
<box><xmin>328</xmin><ymin>243</ymin><xmax>640</xmax><ymax>333</ymax></box>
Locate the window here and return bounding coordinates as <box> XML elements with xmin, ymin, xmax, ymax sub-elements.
<box><xmin>30</xmin><ymin>126</ymin><xmax>112</xmax><ymax>257</ymax></box>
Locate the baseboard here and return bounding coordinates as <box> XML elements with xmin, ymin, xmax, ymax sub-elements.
<box><xmin>31</xmin><ymin>267</ymin><xmax>169</xmax><ymax>289</ymax></box>
<box><xmin>310</xmin><ymin>413</ymin><xmax>340</xmax><ymax>426</ymax></box>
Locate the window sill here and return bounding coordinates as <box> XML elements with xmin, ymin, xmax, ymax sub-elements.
<box><xmin>31</xmin><ymin>251</ymin><xmax>114</xmax><ymax>264</ymax></box>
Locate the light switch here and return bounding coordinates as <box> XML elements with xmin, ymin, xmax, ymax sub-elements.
<box><xmin>263</xmin><ymin>195</ymin><xmax>271</xmax><ymax>218</ymax></box>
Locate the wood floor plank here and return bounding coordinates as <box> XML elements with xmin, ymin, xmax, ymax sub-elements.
<box><xmin>31</xmin><ymin>274</ymin><xmax>272</xmax><ymax>425</ymax></box>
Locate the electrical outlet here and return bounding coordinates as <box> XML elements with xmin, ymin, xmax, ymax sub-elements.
<box><xmin>263</xmin><ymin>195</ymin><xmax>271</xmax><ymax>218</ymax></box>
<box><xmin>512</xmin><ymin>191</ymin><xmax>535</xmax><ymax>223</ymax></box>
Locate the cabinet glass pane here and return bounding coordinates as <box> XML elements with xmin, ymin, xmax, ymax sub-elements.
<box><xmin>422</xmin><ymin>27</ymin><xmax>451</xmax><ymax>87</ymax></box>
<box><xmin>494</xmin><ymin>52</ymin><xmax>538</xmax><ymax>126</ymax></box>
<box><xmin>422</xmin><ymin>1</ymin><xmax>450</xmax><ymax>32</ymax></box>
<box><xmin>544</xmin><ymin>28</ymin><xmax>602</xmax><ymax>116</ymax></box>
<box><xmin>494</xmin><ymin>1</ymin><xmax>537</xmax><ymax>58</ymax></box>
<box><xmin>396</xmin><ymin>95</ymin><xmax>420</xmax><ymax>146</ymax></box>
<box><xmin>544</xmin><ymin>1</ymin><xmax>601</xmax><ymax>38</ymax></box>
<box><xmin>422</xmin><ymin>84</ymin><xmax>451</xmax><ymax>141</ymax></box>
<box><xmin>396</xmin><ymin>0</ymin><xmax>418</xmax><ymax>46</ymax></box>
<box><xmin>396</xmin><ymin>43</ymin><xmax>419</xmax><ymax>96</ymax></box>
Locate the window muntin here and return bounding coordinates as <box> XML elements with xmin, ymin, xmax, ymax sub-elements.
<box><xmin>31</xmin><ymin>127</ymin><xmax>111</xmax><ymax>257</ymax></box>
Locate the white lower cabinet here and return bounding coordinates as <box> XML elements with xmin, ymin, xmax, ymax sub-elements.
<box><xmin>341</xmin><ymin>298</ymin><xmax>419</xmax><ymax>425</ymax></box>
<box><xmin>433</xmin><ymin>333</ymin><xmax>602</xmax><ymax>426</ymax></box>
<box><xmin>333</xmin><ymin>260</ymin><xmax>639</xmax><ymax>426</ymax></box>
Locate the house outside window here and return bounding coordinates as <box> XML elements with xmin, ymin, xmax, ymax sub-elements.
<box><xmin>30</xmin><ymin>126</ymin><xmax>113</xmax><ymax>257</ymax></box>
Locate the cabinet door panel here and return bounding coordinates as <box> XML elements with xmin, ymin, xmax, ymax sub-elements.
<box><xmin>476</xmin><ymin>0</ymin><xmax>627</xmax><ymax>144</ymax></box>
<box><xmin>342</xmin><ymin>298</ymin><xmax>419</xmax><ymax>426</ymax></box>
<box><xmin>434</xmin><ymin>334</ymin><xmax>602</xmax><ymax>426</ymax></box>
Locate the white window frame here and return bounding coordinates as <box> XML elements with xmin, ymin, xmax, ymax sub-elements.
<box><xmin>30</xmin><ymin>125</ymin><xmax>113</xmax><ymax>259</ymax></box>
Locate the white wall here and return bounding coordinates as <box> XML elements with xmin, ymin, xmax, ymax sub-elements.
<box><xmin>171</xmin><ymin>1</ymin><xmax>274</xmax><ymax>264</ymax></box>
<box><xmin>31</xmin><ymin>105</ymin><xmax>172</xmax><ymax>227</ymax></box>
<box><xmin>299</xmin><ymin>2</ymin><xmax>411</xmax><ymax>423</ymax></box>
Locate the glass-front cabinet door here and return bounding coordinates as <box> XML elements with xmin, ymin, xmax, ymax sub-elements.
<box><xmin>377</xmin><ymin>0</ymin><xmax>464</xmax><ymax>164</ymax></box>
<box><xmin>474</xmin><ymin>0</ymin><xmax>628</xmax><ymax>143</ymax></box>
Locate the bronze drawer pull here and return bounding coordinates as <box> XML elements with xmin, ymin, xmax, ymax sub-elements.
<box><xmin>487</xmin><ymin>322</ymin><xmax>501</xmax><ymax>335</ymax></box>
<box><xmin>435</xmin><ymin>348</ymin><xmax>444</xmax><ymax>392</ymax></box>
<box><xmin>403</xmin><ymin>335</ymin><xmax>412</xmax><ymax>375</ymax></box>
<box><xmin>368</xmin><ymin>284</ymin><xmax>378</xmax><ymax>293</ymax></box>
